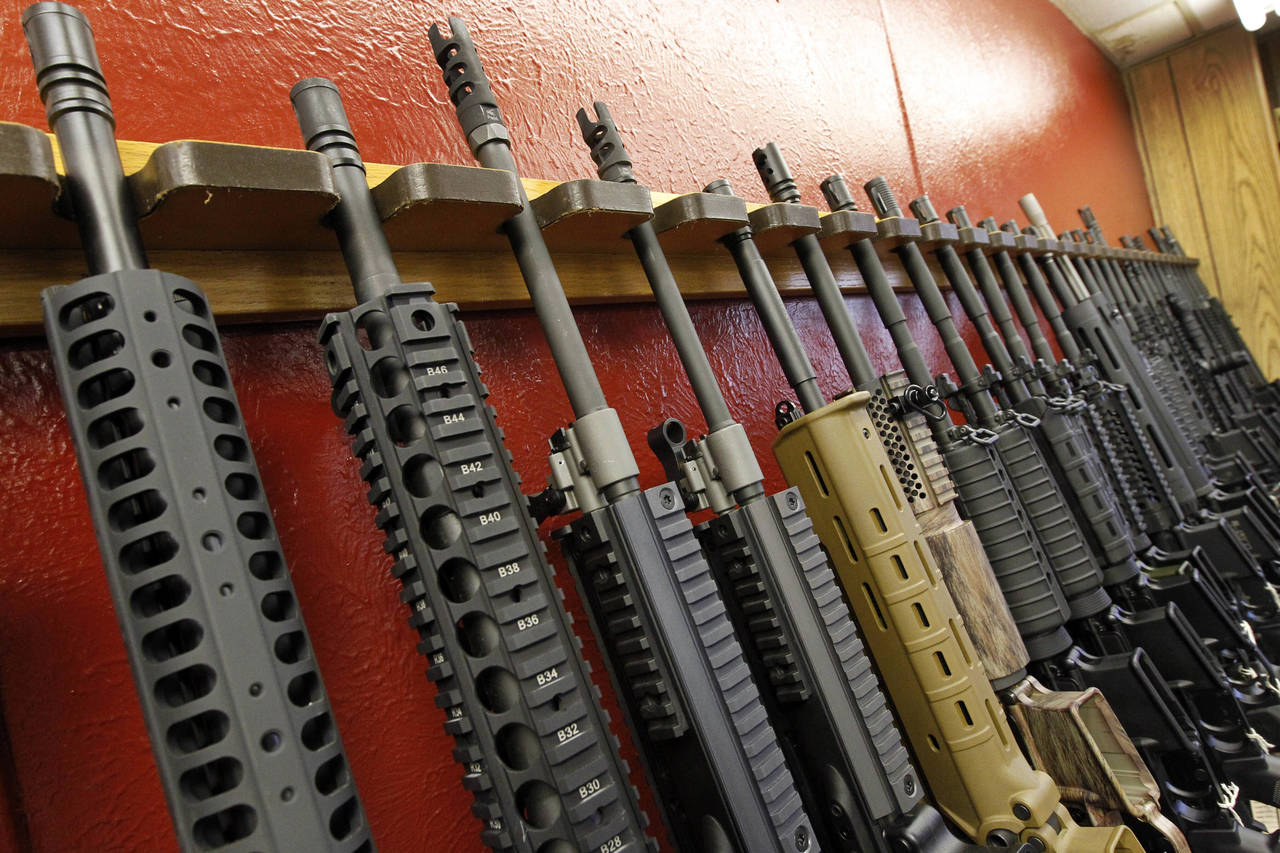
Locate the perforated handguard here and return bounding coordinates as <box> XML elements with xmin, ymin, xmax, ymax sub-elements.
<box><xmin>322</xmin><ymin>287</ymin><xmax>652</xmax><ymax>853</ymax></box>
<box><xmin>45</xmin><ymin>273</ymin><xmax>372</xmax><ymax>852</ymax></box>
<box><xmin>868</xmin><ymin>373</ymin><xmax>955</xmax><ymax>513</ymax></box>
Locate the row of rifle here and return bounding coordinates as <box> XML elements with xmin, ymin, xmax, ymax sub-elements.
<box><xmin>16</xmin><ymin>3</ymin><xmax>1280</xmax><ymax>852</ymax></box>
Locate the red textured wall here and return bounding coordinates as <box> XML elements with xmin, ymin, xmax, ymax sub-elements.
<box><xmin>0</xmin><ymin>0</ymin><xmax>1153</xmax><ymax>851</ymax></box>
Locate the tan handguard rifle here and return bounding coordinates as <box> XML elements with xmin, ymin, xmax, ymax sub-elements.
<box><xmin>695</xmin><ymin>176</ymin><xmax>1140</xmax><ymax>853</ymax></box>
<box><xmin>746</xmin><ymin>146</ymin><xmax>1180</xmax><ymax>853</ymax></box>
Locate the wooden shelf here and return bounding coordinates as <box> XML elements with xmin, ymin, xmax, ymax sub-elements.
<box><xmin>0</xmin><ymin>121</ymin><xmax>1196</xmax><ymax>338</ymax></box>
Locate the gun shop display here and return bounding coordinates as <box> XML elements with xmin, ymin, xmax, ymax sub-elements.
<box><xmin>2</xmin><ymin>4</ymin><xmax>1279</xmax><ymax>853</ymax></box>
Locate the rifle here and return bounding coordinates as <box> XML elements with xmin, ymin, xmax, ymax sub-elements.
<box><xmin>748</xmin><ymin>144</ymin><xmax>1181</xmax><ymax>850</ymax></box>
<box><xmin>428</xmin><ymin>19</ymin><xmax>818</xmax><ymax>852</ymax></box>
<box><xmin>815</xmin><ymin>172</ymin><xmax>1274</xmax><ymax>853</ymax></box>
<box><xmin>290</xmin><ymin>79</ymin><xmax>654</xmax><ymax>853</ymax></box>
<box><xmin>573</xmin><ymin>101</ymin><xmax>989</xmax><ymax>853</ymax></box>
<box><xmin>984</xmin><ymin>216</ymin><xmax>1280</xmax><ymax>665</ymax></box>
<box><xmin>21</xmin><ymin>4</ymin><xmax>373</xmax><ymax>850</ymax></box>
<box><xmin>697</xmin><ymin>174</ymin><xmax>1141</xmax><ymax>853</ymax></box>
<box><xmin>1148</xmin><ymin>226</ymin><xmax>1279</xmax><ymax>408</ymax></box>
<box><xmin>1046</xmin><ymin>207</ymin><xmax>1280</xmax><ymax>493</ymax></box>
<box><xmin>869</xmin><ymin>179</ymin><xmax>1280</xmax><ymax>814</ymax></box>
<box><xmin>1015</xmin><ymin>206</ymin><xmax>1280</xmax><ymax>574</ymax></box>
<box><xmin>948</xmin><ymin>207</ymin><xmax>1280</xmax><ymax>749</ymax></box>
<box><xmin>1005</xmin><ymin>213</ymin><xmax>1280</xmax><ymax>628</ymax></box>
<box><xmin>1112</xmin><ymin>233</ymin><xmax>1271</xmax><ymax>463</ymax></box>
<box><xmin>1129</xmin><ymin>230</ymin><xmax>1280</xmax><ymax>452</ymax></box>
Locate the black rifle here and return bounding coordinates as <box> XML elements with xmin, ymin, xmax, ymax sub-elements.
<box><xmin>948</xmin><ymin>206</ymin><xmax>1280</xmax><ymax>749</ymax></box>
<box><xmin>21</xmin><ymin>4</ymin><xmax>373</xmax><ymax>850</ymax></box>
<box><xmin>291</xmin><ymin>79</ymin><xmax>654</xmax><ymax>853</ymax></box>
<box><xmin>1132</xmin><ymin>230</ymin><xmax>1280</xmax><ymax>451</ymax></box>
<box><xmin>901</xmin><ymin>190</ymin><xmax>1280</xmax><ymax>814</ymax></box>
<box><xmin>428</xmin><ymin>19</ymin><xmax>818</xmax><ymax>853</ymax></box>
<box><xmin>1019</xmin><ymin>208</ymin><xmax>1280</xmax><ymax>573</ymax></box>
<box><xmin>985</xmin><ymin>216</ymin><xmax>1280</xmax><ymax>671</ymax></box>
<box><xmin>1050</xmin><ymin>204</ymin><xmax>1280</xmax><ymax>491</ymax></box>
<box><xmin>1113</xmin><ymin>232</ymin><xmax>1280</xmax><ymax>476</ymax></box>
<box><xmin>1148</xmin><ymin>226</ymin><xmax>1280</xmax><ymax>410</ymax></box>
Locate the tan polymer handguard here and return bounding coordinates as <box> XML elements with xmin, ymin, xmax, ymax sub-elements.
<box><xmin>773</xmin><ymin>389</ymin><xmax>1142</xmax><ymax>853</ymax></box>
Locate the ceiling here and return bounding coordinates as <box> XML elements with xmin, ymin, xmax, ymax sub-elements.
<box><xmin>1049</xmin><ymin>0</ymin><xmax>1240</xmax><ymax>65</ymax></box>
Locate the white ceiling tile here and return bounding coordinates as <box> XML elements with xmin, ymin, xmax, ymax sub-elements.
<box><xmin>1180</xmin><ymin>0</ymin><xmax>1239</xmax><ymax>29</ymax></box>
<box><xmin>1097</xmin><ymin>3</ymin><xmax>1196</xmax><ymax>63</ymax></box>
<box><xmin>1050</xmin><ymin>0</ymin><xmax>1168</xmax><ymax>32</ymax></box>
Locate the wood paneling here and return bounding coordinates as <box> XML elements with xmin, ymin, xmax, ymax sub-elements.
<box><xmin>1171</xmin><ymin>28</ymin><xmax>1280</xmax><ymax>379</ymax></box>
<box><xmin>1127</xmin><ymin>59</ymin><xmax>1220</xmax><ymax>294</ymax></box>
<box><xmin>1127</xmin><ymin>27</ymin><xmax>1280</xmax><ymax>378</ymax></box>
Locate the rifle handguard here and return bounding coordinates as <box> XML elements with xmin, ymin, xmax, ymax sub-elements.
<box><xmin>321</xmin><ymin>291</ymin><xmax>653</xmax><ymax>853</ymax></box>
<box><xmin>29</xmin><ymin>6</ymin><xmax>373</xmax><ymax>849</ymax></box>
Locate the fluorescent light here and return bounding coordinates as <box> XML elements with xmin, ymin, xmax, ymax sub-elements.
<box><xmin>1235</xmin><ymin>0</ymin><xmax>1271</xmax><ymax>31</ymax></box>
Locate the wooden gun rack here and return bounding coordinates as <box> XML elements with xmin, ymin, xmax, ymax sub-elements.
<box><xmin>0</xmin><ymin>121</ymin><xmax>1196</xmax><ymax>338</ymax></box>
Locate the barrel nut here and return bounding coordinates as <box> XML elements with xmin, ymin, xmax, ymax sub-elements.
<box><xmin>573</xmin><ymin>407</ymin><xmax>641</xmax><ymax>492</ymax></box>
<box><xmin>703</xmin><ymin>422</ymin><xmax>764</xmax><ymax>499</ymax></box>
